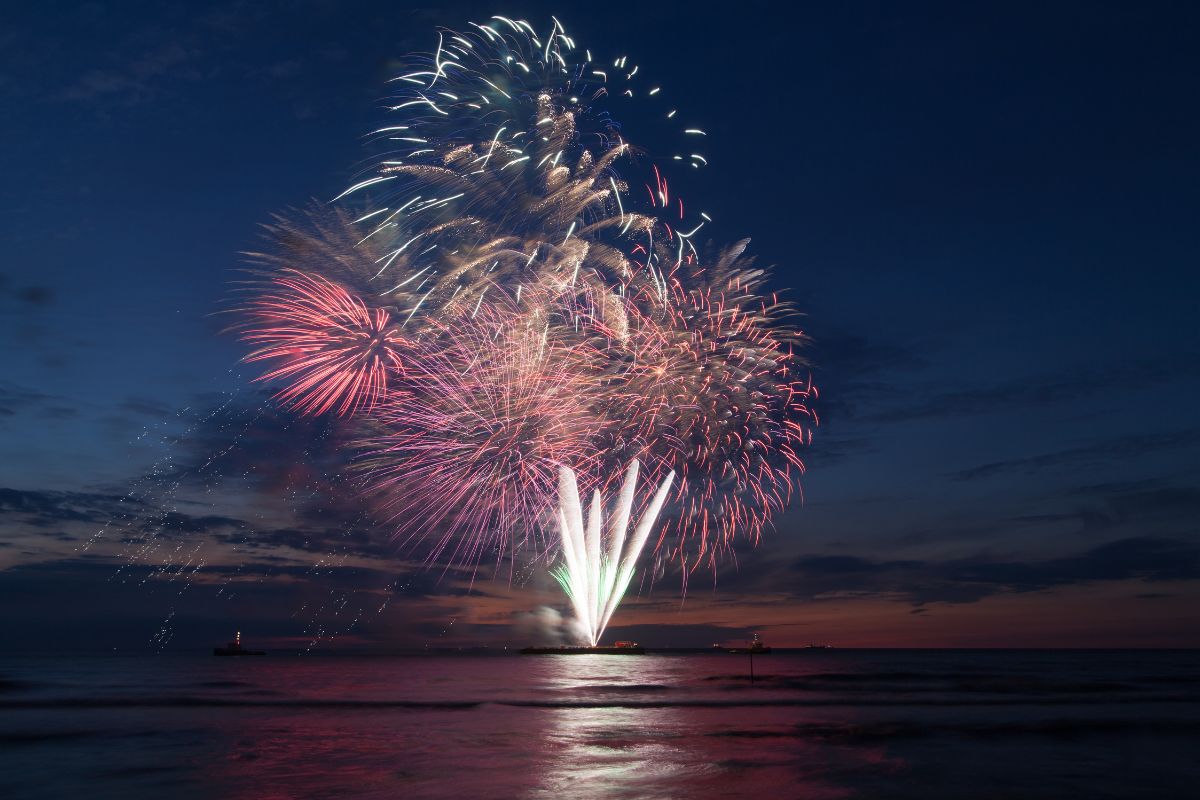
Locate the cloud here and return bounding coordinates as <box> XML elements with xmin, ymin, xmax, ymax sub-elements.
<box><xmin>0</xmin><ymin>273</ymin><xmax>55</xmax><ymax>307</ymax></box>
<box><xmin>790</xmin><ymin>330</ymin><xmax>930</xmax><ymax>464</ymax></box>
<box><xmin>803</xmin><ymin>331</ymin><xmax>926</xmax><ymax>427</ymax></box>
<box><xmin>1049</xmin><ymin>483</ymin><xmax>1200</xmax><ymax>538</ymax></box>
<box><xmin>0</xmin><ymin>390</ymin><xmax>478</xmax><ymax>589</ymax></box>
<box><xmin>786</xmin><ymin>536</ymin><xmax>1200</xmax><ymax>606</ymax></box>
<box><xmin>0</xmin><ymin>486</ymin><xmax>145</xmax><ymax>527</ymax></box>
<box><xmin>152</xmin><ymin>510</ymin><xmax>245</xmax><ymax>534</ymax></box>
<box><xmin>0</xmin><ymin>382</ymin><xmax>57</xmax><ymax>417</ymax></box>
<box><xmin>118</xmin><ymin>397</ymin><xmax>178</xmax><ymax>417</ymax></box>
<box><xmin>865</xmin><ymin>355</ymin><xmax>1200</xmax><ymax>423</ymax></box>
<box><xmin>0</xmin><ymin>382</ymin><xmax>87</xmax><ymax>423</ymax></box>
<box><xmin>0</xmin><ymin>554</ymin><xmax>422</xmax><ymax>652</ymax></box>
<box><xmin>951</xmin><ymin>430</ymin><xmax>1200</xmax><ymax>481</ymax></box>
<box><xmin>159</xmin><ymin>392</ymin><xmax>352</xmax><ymax>491</ymax></box>
<box><xmin>809</xmin><ymin>332</ymin><xmax>927</xmax><ymax>382</ymax></box>
<box><xmin>60</xmin><ymin>42</ymin><xmax>199</xmax><ymax>105</ymax></box>
<box><xmin>803</xmin><ymin>432</ymin><xmax>877</xmax><ymax>467</ymax></box>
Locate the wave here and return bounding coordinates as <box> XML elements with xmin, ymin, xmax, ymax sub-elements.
<box><xmin>0</xmin><ymin>729</ymin><xmax>103</xmax><ymax>745</ymax></box>
<box><xmin>709</xmin><ymin>718</ymin><xmax>1200</xmax><ymax>741</ymax></box>
<box><xmin>0</xmin><ymin>677</ymin><xmax>46</xmax><ymax>693</ymax></box>
<box><xmin>3</xmin><ymin>695</ymin><xmax>1198</xmax><ymax>711</ymax></box>
<box><xmin>704</xmin><ymin>672</ymin><xmax>1146</xmax><ymax>694</ymax></box>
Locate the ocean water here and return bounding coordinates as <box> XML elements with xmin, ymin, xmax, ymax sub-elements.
<box><xmin>1</xmin><ymin>650</ymin><xmax>1197</xmax><ymax>799</ymax></box>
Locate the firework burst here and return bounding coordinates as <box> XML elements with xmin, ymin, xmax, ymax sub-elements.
<box><xmin>354</xmin><ymin>303</ymin><xmax>608</xmax><ymax>569</ymax></box>
<box><xmin>552</xmin><ymin>460</ymin><xmax>675</xmax><ymax>646</ymax></box>
<box><xmin>269</xmin><ymin>15</ymin><xmax>701</xmax><ymax>343</ymax></box>
<box><xmin>238</xmin><ymin>269</ymin><xmax>407</xmax><ymax>416</ymax></box>
<box><xmin>236</xmin><ymin>16</ymin><xmax>817</xmax><ymax>590</ymax></box>
<box><xmin>607</xmin><ymin>247</ymin><xmax>817</xmax><ymax>571</ymax></box>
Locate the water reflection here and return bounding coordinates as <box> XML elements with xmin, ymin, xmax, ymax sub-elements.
<box><xmin>5</xmin><ymin>651</ymin><xmax>1197</xmax><ymax>798</ymax></box>
<box><xmin>534</xmin><ymin>655</ymin><xmax>688</xmax><ymax>798</ymax></box>
<box><xmin>526</xmin><ymin>654</ymin><xmax>860</xmax><ymax>799</ymax></box>
<box><xmin>12</xmin><ymin>652</ymin><xmax>1093</xmax><ymax>799</ymax></box>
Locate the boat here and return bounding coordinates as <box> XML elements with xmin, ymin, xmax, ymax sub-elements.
<box><xmin>521</xmin><ymin>640</ymin><xmax>645</xmax><ymax>655</ymax></box>
<box><xmin>720</xmin><ymin>633</ymin><xmax>772</xmax><ymax>654</ymax></box>
<box><xmin>213</xmin><ymin>631</ymin><xmax>266</xmax><ymax>656</ymax></box>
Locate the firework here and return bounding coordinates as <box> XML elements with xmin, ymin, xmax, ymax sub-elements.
<box><xmin>552</xmin><ymin>460</ymin><xmax>674</xmax><ymax>646</ymax></box>
<box><xmin>269</xmin><ymin>15</ymin><xmax>698</xmax><ymax>342</ymax></box>
<box><xmin>354</xmin><ymin>303</ymin><xmax>608</xmax><ymax>569</ymax></box>
<box><xmin>605</xmin><ymin>250</ymin><xmax>817</xmax><ymax>571</ymax></box>
<box><xmin>237</xmin><ymin>16</ymin><xmax>817</xmax><ymax>595</ymax></box>
<box><xmin>238</xmin><ymin>269</ymin><xmax>406</xmax><ymax>416</ymax></box>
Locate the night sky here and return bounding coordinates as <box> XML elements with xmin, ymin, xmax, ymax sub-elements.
<box><xmin>3</xmin><ymin>0</ymin><xmax>1198</xmax><ymax>651</ymax></box>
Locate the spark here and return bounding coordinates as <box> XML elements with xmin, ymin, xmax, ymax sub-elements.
<box><xmin>238</xmin><ymin>270</ymin><xmax>405</xmax><ymax>416</ymax></box>
<box><xmin>239</xmin><ymin>15</ymin><xmax>816</xmax><ymax>600</ymax></box>
<box><xmin>331</xmin><ymin>175</ymin><xmax>395</xmax><ymax>202</ymax></box>
<box><xmin>552</xmin><ymin>460</ymin><xmax>675</xmax><ymax>646</ymax></box>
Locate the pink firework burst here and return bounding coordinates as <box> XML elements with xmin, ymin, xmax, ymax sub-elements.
<box><xmin>239</xmin><ymin>269</ymin><xmax>407</xmax><ymax>416</ymax></box>
<box><xmin>595</xmin><ymin>274</ymin><xmax>817</xmax><ymax>573</ymax></box>
<box><xmin>355</xmin><ymin>305</ymin><xmax>608</xmax><ymax>569</ymax></box>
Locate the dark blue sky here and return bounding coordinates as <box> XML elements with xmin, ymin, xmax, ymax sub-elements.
<box><xmin>2</xmin><ymin>1</ymin><xmax>1198</xmax><ymax>649</ymax></box>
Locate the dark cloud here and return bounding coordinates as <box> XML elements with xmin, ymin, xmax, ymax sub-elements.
<box><xmin>0</xmin><ymin>554</ymin><xmax>418</xmax><ymax>653</ymax></box>
<box><xmin>153</xmin><ymin>511</ymin><xmax>245</xmax><ymax>534</ymax></box>
<box><xmin>864</xmin><ymin>355</ymin><xmax>1200</xmax><ymax>423</ymax></box>
<box><xmin>218</xmin><ymin>524</ymin><xmax>396</xmax><ymax>561</ymax></box>
<box><xmin>788</xmin><ymin>330</ymin><xmax>928</xmax><ymax>464</ymax></box>
<box><xmin>0</xmin><ymin>382</ymin><xmax>82</xmax><ymax>422</ymax></box>
<box><xmin>162</xmin><ymin>392</ymin><xmax>352</xmax><ymax>493</ymax></box>
<box><xmin>1061</xmin><ymin>477</ymin><xmax>1168</xmax><ymax>497</ymax></box>
<box><xmin>0</xmin><ymin>486</ymin><xmax>144</xmax><ymax>526</ymax></box>
<box><xmin>0</xmin><ymin>382</ymin><xmax>57</xmax><ymax>417</ymax></box>
<box><xmin>841</xmin><ymin>478</ymin><xmax>1200</xmax><ymax>552</ymax></box>
<box><xmin>1045</xmin><ymin>484</ymin><xmax>1200</xmax><ymax>538</ymax></box>
<box><xmin>17</xmin><ymin>284</ymin><xmax>54</xmax><ymax>303</ymax></box>
<box><xmin>60</xmin><ymin>41</ymin><xmax>200</xmax><ymax>105</ymax></box>
<box><xmin>119</xmin><ymin>397</ymin><xmax>178</xmax><ymax>417</ymax></box>
<box><xmin>1103</xmin><ymin>486</ymin><xmax>1200</xmax><ymax>518</ymax></box>
<box><xmin>952</xmin><ymin>430</ymin><xmax>1200</xmax><ymax>481</ymax></box>
<box><xmin>803</xmin><ymin>433</ymin><xmax>877</xmax><ymax>467</ymax></box>
<box><xmin>0</xmin><ymin>420</ymin><xmax>464</xmax><ymax>590</ymax></box>
<box><xmin>809</xmin><ymin>332</ymin><xmax>927</xmax><ymax>382</ymax></box>
<box><xmin>0</xmin><ymin>273</ymin><xmax>55</xmax><ymax>307</ymax></box>
<box><xmin>0</xmin><ymin>486</ymin><xmax>395</xmax><ymax>581</ymax></box>
<box><xmin>0</xmin><ymin>391</ymin><xmax>451</xmax><ymax>606</ymax></box>
<box><xmin>803</xmin><ymin>331</ymin><xmax>927</xmax><ymax>427</ymax></box>
<box><xmin>15</xmin><ymin>285</ymin><xmax>54</xmax><ymax>305</ymax></box>
<box><xmin>786</xmin><ymin>536</ymin><xmax>1200</xmax><ymax>606</ymax></box>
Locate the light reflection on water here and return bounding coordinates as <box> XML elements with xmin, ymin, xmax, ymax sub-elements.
<box><xmin>1</xmin><ymin>651</ymin><xmax>1198</xmax><ymax>799</ymax></box>
<box><xmin>538</xmin><ymin>657</ymin><xmax>695</xmax><ymax>798</ymax></box>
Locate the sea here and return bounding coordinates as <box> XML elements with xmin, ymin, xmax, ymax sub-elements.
<box><xmin>1</xmin><ymin>649</ymin><xmax>1197</xmax><ymax>799</ymax></box>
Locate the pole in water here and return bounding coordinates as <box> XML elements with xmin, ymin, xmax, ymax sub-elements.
<box><xmin>749</xmin><ymin>650</ymin><xmax>754</xmax><ymax>683</ymax></box>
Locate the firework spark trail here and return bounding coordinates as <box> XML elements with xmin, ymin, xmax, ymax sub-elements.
<box><xmin>239</xmin><ymin>269</ymin><xmax>407</xmax><ymax>416</ymax></box>
<box><xmin>552</xmin><ymin>460</ymin><xmax>674</xmax><ymax>646</ymax></box>
<box><xmin>236</xmin><ymin>16</ymin><xmax>817</xmax><ymax>595</ymax></box>
<box><xmin>278</xmin><ymin>13</ymin><xmax>704</xmax><ymax>339</ymax></box>
<box><xmin>354</xmin><ymin>304</ymin><xmax>609</xmax><ymax>571</ymax></box>
<box><xmin>604</xmin><ymin>267</ymin><xmax>818</xmax><ymax>566</ymax></box>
